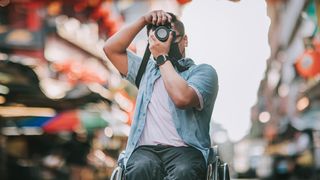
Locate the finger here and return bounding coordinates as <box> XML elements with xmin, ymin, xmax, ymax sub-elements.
<box><xmin>161</xmin><ymin>15</ymin><xmax>167</xmax><ymax>25</ymax></box>
<box><xmin>156</xmin><ymin>12</ymin><xmax>162</xmax><ymax>25</ymax></box>
<box><xmin>150</xmin><ymin>33</ymin><xmax>158</xmax><ymax>42</ymax></box>
<box><xmin>165</xmin><ymin>13</ymin><xmax>172</xmax><ymax>23</ymax></box>
<box><xmin>148</xmin><ymin>34</ymin><xmax>154</xmax><ymax>44</ymax></box>
<box><xmin>167</xmin><ymin>31</ymin><xmax>174</xmax><ymax>43</ymax></box>
<box><xmin>148</xmin><ymin>31</ymin><xmax>156</xmax><ymax>43</ymax></box>
<box><xmin>149</xmin><ymin>30</ymin><xmax>154</xmax><ymax>39</ymax></box>
<box><xmin>151</xmin><ymin>12</ymin><xmax>157</xmax><ymax>24</ymax></box>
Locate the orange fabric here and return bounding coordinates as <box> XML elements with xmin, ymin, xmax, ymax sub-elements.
<box><xmin>43</xmin><ymin>111</ymin><xmax>81</xmax><ymax>133</ymax></box>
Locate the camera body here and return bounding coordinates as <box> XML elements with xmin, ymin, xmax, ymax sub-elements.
<box><xmin>147</xmin><ymin>23</ymin><xmax>176</xmax><ymax>42</ymax></box>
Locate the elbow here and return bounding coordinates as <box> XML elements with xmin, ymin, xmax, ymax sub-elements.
<box><xmin>103</xmin><ymin>42</ymin><xmax>112</xmax><ymax>58</ymax></box>
<box><xmin>103</xmin><ymin>41</ymin><xmax>126</xmax><ymax>59</ymax></box>
<box><xmin>172</xmin><ymin>95</ymin><xmax>190</xmax><ymax>109</ymax></box>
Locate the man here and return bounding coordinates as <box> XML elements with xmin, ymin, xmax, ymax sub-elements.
<box><xmin>103</xmin><ymin>10</ymin><xmax>218</xmax><ymax>180</ymax></box>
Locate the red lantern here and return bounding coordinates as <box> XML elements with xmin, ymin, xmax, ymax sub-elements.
<box><xmin>295</xmin><ymin>49</ymin><xmax>320</xmax><ymax>78</ymax></box>
<box><xmin>176</xmin><ymin>0</ymin><xmax>192</xmax><ymax>5</ymax></box>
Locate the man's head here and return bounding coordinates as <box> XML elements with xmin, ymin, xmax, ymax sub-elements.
<box><xmin>168</xmin><ymin>12</ymin><xmax>188</xmax><ymax>58</ymax></box>
<box><xmin>147</xmin><ymin>12</ymin><xmax>188</xmax><ymax>58</ymax></box>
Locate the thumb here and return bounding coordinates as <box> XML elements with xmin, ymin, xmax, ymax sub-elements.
<box><xmin>167</xmin><ymin>31</ymin><xmax>174</xmax><ymax>43</ymax></box>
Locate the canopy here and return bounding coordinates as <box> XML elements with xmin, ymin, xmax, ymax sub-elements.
<box><xmin>14</xmin><ymin>110</ymin><xmax>109</xmax><ymax>133</ymax></box>
<box><xmin>43</xmin><ymin>110</ymin><xmax>81</xmax><ymax>133</ymax></box>
<box><xmin>79</xmin><ymin>111</ymin><xmax>108</xmax><ymax>132</ymax></box>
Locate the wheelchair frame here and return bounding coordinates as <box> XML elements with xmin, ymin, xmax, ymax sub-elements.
<box><xmin>110</xmin><ymin>146</ymin><xmax>230</xmax><ymax>180</ymax></box>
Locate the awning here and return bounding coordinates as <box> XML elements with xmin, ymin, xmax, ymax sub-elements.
<box><xmin>11</xmin><ymin>110</ymin><xmax>109</xmax><ymax>134</ymax></box>
<box><xmin>79</xmin><ymin>111</ymin><xmax>108</xmax><ymax>132</ymax></box>
<box><xmin>42</xmin><ymin>110</ymin><xmax>81</xmax><ymax>133</ymax></box>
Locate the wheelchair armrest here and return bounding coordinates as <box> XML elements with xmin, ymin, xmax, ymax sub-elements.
<box><xmin>207</xmin><ymin>146</ymin><xmax>218</xmax><ymax>180</ymax></box>
<box><xmin>110</xmin><ymin>151</ymin><xmax>126</xmax><ymax>180</ymax></box>
<box><xmin>218</xmin><ymin>162</ymin><xmax>230</xmax><ymax>180</ymax></box>
<box><xmin>212</xmin><ymin>145</ymin><xmax>218</xmax><ymax>155</ymax></box>
<box><xmin>208</xmin><ymin>146</ymin><xmax>218</xmax><ymax>164</ymax></box>
<box><xmin>207</xmin><ymin>146</ymin><xmax>230</xmax><ymax>180</ymax></box>
<box><xmin>110</xmin><ymin>166</ymin><xmax>124</xmax><ymax>180</ymax></box>
<box><xmin>117</xmin><ymin>151</ymin><xmax>126</xmax><ymax>168</ymax></box>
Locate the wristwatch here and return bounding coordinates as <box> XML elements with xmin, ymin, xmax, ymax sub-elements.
<box><xmin>155</xmin><ymin>55</ymin><xmax>169</xmax><ymax>66</ymax></box>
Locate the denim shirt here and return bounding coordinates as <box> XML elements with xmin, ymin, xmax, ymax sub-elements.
<box><xmin>122</xmin><ymin>50</ymin><xmax>219</xmax><ymax>167</ymax></box>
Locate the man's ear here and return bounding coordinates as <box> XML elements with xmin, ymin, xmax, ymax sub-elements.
<box><xmin>184</xmin><ymin>35</ymin><xmax>188</xmax><ymax>47</ymax></box>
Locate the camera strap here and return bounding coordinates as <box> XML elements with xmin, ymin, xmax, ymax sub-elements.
<box><xmin>135</xmin><ymin>42</ymin><xmax>189</xmax><ymax>88</ymax></box>
<box><xmin>135</xmin><ymin>43</ymin><xmax>150</xmax><ymax>88</ymax></box>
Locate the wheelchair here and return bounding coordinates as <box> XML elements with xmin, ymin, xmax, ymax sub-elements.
<box><xmin>110</xmin><ymin>145</ymin><xmax>230</xmax><ymax>180</ymax></box>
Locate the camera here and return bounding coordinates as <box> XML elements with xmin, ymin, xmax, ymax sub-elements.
<box><xmin>147</xmin><ymin>23</ymin><xmax>176</xmax><ymax>42</ymax></box>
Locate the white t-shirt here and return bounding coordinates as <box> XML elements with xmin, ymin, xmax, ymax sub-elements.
<box><xmin>137</xmin><ymin>77</ymin><xmax>187</xmax><ymax>147</ymax></box>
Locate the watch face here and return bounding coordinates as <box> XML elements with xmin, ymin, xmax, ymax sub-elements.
<box><xmin>156</xmin><ymin>55</ymin><xmax>168</xmax><ymax>66</ymax></box>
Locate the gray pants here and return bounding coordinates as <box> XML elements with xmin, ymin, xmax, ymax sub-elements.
<box><xmin>125</xmin><ymin>145</ymin><xmax>206</xmax><ymax>180</ymax></box>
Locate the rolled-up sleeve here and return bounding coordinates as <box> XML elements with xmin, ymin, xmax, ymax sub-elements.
<box><xmin>123</xmin><ymin>50</ymin><xmax>143</xmax><ymax>85</ymax></box>
<box><xmin>187</xmin><ymin>64</ymin><xmax>219</xmax><ymax>111</ymax></box>
<box><xmin>189</xmin><ymin>85</ymin><xmax>204</xmax><ymax>110</ymax></box>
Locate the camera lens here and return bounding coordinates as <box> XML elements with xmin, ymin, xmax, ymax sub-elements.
<box><xmin>157</xmin><ymin>28</ymin><xmax>167</xmax><ymax>39</ymax></box>
<box><xmin>155</xmin><ymin>26</ymin><xmax>169</xmax><ymax>42</ymax></box>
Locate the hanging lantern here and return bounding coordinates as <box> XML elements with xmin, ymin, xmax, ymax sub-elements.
<box><xmin>176</xmin><ymin>0</ymin><xmax>192</xmax><ymax>5</ymax></box>
<box><xmin>295</xmin><ymin>48</ymin><xmax>320</xmax><ymax>78</ymax></box>
<box><xmin>91</xmin><ymin>4</ymin><xmax>110</xmax><ymax>20</ymax></box>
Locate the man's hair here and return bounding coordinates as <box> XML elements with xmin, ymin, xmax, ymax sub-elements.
<box><xmin>146</xmin><ymin>12</ymin><xmax>185</xmax><ymax>36</ymax></box>
<box><xmin>167</xmin><ymin>12</ymin><xmax>185</xmax><ymax>36</ymax></box>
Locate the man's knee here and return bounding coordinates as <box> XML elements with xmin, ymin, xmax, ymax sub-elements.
<box><xmin>126</xmin><ymin>158</ymin><xmax>162</xmax><ymax>178</ymax></box>
<box><xmin>171</xmin><ymin>163</ymin><xmax>205</xmax><ymax>180</ymax></box>
<box><xmin>128</xmin><ymin>158</ymin><xmax>154</xmax><ymax>171</ymax></box>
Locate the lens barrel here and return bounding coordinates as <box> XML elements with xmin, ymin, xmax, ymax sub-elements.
<box><xmin>154</xmin><ymin>26</ymin><xmax>175</xmax><ymax>42</ymax></box>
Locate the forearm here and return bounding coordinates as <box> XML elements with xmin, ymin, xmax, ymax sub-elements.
<box><xmin>104</xmin><ymin>17</ymin><xmax>146</xmax><ymax>53</ymax></box>
<box><xmin>159</xmin><ymin>61</ymin><xmax>196</xmax><ymax>108</ymax></box>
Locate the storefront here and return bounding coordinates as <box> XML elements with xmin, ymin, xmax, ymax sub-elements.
<box><xmin>247</xmin><ymin>0</ymin><xmax>320</xmax><ymax>179</ymax></box>
<box><xmin>0</xmin><ymin>1</ymin><xmax>136</xmax><ymax>179</ymax></box>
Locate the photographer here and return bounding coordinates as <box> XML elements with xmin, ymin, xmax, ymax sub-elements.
<box><xmin>103</xmin><ymin>10</ymin><xmax>218</xmax><ymax>180</ymax></box>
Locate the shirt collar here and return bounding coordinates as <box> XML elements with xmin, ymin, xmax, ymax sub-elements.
<box><xmin>178</xmin><ymin>58</ymin><xmax>195</xmax><ymax>68</ymax></box>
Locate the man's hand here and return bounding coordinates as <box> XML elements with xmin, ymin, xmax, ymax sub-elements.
<box><xmin>149</xmin><ymin>31</ymin><xmax>173</xmax><ymax>59</ymax></box>
<box><xmin>143</xmin><ymin>10</ymin><xmax>172</xmax><ymax>26</ymax></box>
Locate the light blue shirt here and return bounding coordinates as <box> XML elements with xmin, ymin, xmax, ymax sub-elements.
<box><xmin>122</xmin><ymin>50</ymin><xmax>219</xmax><ymax>167</ymax></box>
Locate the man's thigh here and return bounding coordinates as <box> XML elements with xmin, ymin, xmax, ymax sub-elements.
<box><xmin>125</xmin><ymin>146</ymin><xmax>164</xmax><ymax>180</ymax></box>
<box><xmin>161</xmin><ymin>146</ymin><xmax>206</xmax><ymax>180</ymax></box>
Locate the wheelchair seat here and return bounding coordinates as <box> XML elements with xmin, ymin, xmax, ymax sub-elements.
<box><xmin>110</xmin><ymin>145</ymin><xmax>230</xmax><ymax>180</ymax></box>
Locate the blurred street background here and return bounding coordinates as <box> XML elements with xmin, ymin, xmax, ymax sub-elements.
<box><xmin>0</xmin><ymin>0</ymin><xmax>320</xmax><ymax>179</ymax></box>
